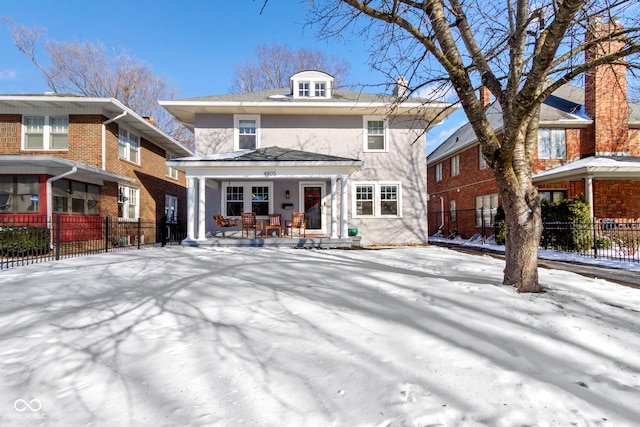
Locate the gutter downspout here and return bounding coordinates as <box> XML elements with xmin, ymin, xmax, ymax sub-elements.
<box><xmin>439</xmin><ymin>196</ymin><xmax>445</xmax><ymax>230</ymax></box>
<box><xmin>46</xmin><ymin>167</ymin><xmax>78</xmax><ymax>247</ymax></box>
<box><xmin>102</xmin><ymin>112</ymin><xmax>127</xmax><ymax>170</ymax></box>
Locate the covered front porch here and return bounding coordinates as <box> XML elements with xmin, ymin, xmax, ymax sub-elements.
<box><xmin>168</xmin><ymin>147</ymin><xmax>363</xmax><ymax>248</ymax></box>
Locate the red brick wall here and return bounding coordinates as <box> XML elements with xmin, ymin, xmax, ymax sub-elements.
<box><xmin>0</xmin><ymin>115</ymin><xmax>21</xmax><ymax>153</ymax></box>
<box><xmin>594</xmin><ymin>180</ymin><xmax>640</xmax><ymax>220</ymax></box>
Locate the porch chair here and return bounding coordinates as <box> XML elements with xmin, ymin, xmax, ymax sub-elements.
<box><xmin>241</xmin><ymin>212</ymin><xmax>259</xmax><ymax>238</ymax></box>
<box><xmin>213</xmin><ymin>213</ymin><xmax>238</xmax><ymax>228</ymax></box>
<box><xmin>265</xmin><ymin>214</ymin><xmax>282</xmax><ymax>239</ymax></box>
<box><xmin>285</xmin><ymin>211</ymin><xmax>306</xmax><ymax>237</ymax></box>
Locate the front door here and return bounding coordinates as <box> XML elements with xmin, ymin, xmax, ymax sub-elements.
<box><xmin>302</xmin><ymin>184</ymin><xmax>323</xmax><ymax>232</ymax></box>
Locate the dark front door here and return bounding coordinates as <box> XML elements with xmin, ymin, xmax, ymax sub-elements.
<box><xmin>303</xmin><ymin>186</ymin><xmax>322</xmax><ymax>231</ymax></box>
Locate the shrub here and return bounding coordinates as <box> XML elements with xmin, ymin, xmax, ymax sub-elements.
<box><xmin>0</xmin><ymin>226</ymin><xmax>51</xmax><ymax>256</ymax></box>
<box><xmin>541</xmin><ymin>196</ymin><xmax>593</xmax><ymax>251</ymax></box>
<box><xmin>494</xmin><ymin>205</ymin><xmax>506</xmax><ymax>245</ymax></box>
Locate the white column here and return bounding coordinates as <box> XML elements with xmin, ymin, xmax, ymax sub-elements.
<box><xmin>330</xmin><ymin>176</ymin><xmax>338</xmax><ymax>238</ymax></box>
<box><xmin>340</xmin><ymin>175</ymin><xmax>348</xmax><ymax>237</ymax></box>
<box><xmin>186</xmin><ymin>177</ymin><xmax>196</xmax><ymax>241</ymax></box>
<box><xmin>198</xmin><ymin>177</ymin><xmax>207</xmax><ymax>240</ymax></box>
<box><xmin>585</xmin><ymin>174</ymin><xmax>594</xmax><ymax>219</ymax></box>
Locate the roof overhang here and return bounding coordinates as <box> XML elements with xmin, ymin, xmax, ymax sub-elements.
<box><xmin>0</xmin><ymin>95</ymin><xmax>193</xmax><ymax>157</ymax></box>
<box><xmin>533</xmin><ymin>157</ymin><xmax>640</xmax><ymax>184</ymax></box>
<box><xmin>0</xmin><ymin>156</ymin><xmax>135</xmax><ymax>185</ymax></box>
<box><xmin>159</xmin><ymin>99</ymin><xmax>456</xmax><ymax>131</ymax></box>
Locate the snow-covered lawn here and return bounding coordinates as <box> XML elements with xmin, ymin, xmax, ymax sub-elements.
<box><xmin>1</xmin><ymin>246</ymin><xmax>639</xmax><ymax>426</ymax></box>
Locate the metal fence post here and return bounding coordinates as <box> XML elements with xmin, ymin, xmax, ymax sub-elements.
<box><xmin>104</xmin><ymin>217</ymin><xmax>110</xmax><ymax>253</ymax></box>
<box><xmin>137</xmin><ymin>218</ymin><xmax>141</xmax><ymax>249</ymax></box>
<box><xmin>593</xmin><ymin>218</ymin><xmax>598</xmax><ymax>259</ymax></box>
<box><xmin>55</xmin><ymin>214</ymin><xmax>61</xmax><ymax>260</ymax></box>
<box><xmin>161</xmin><ymin>215</ymin><xmax>167</xmax><ymax>247</ymax></box>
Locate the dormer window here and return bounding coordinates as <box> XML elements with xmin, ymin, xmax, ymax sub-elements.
<box><xmin>298</xmin><ymin>82</ymin><xmax>310</xmax><ymax>97</ymax></box>
<box><xmin>290</xmin><ymin>71</ymin><xmax>333</xmax><ymax>99</ymax></box>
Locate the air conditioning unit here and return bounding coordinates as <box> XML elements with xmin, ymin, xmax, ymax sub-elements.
<box><xmin>117</xmin><ymin>235</ymin><xmax>130</xmax><ymax>247</ymax></box>
<box><xmin>135</xmin><ymin>234</ymin><xmax>145</xmax><ymax>245</ymax></box>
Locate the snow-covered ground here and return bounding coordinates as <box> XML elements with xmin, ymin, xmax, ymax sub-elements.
<box><xmin>1</xmin><ymin>245</ymin><xmax>639</xmax><ymax>426</ymax></box>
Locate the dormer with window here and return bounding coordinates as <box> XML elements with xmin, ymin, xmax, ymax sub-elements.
<box><xmin>290</xmin><ymin>71</ymin><xmax>333</xmax><ymax>99</ymax></box>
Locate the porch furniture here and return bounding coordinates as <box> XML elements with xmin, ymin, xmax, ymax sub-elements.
<box><xmin>285</xmin><ymin>211</ymin><xmax>306</xmax><ymax>237</ymax></box>
<box><xmin>241</xmin><ymin>212</ymin><xmax>259</xmax><ymax>238</ymax></box>
<box><xmin>265</xmin><ymin>214</ymin><xmax>283</xmax><ymax>238</ymax></box>
<box><xmin>213</xmin><ymin>213</ymin><xmax>239</xmax><ymax>228</ymax></box>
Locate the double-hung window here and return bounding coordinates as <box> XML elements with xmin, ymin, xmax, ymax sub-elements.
<box><xmin>0</xmin><ymin>176</ymin><xmax>40</xmax><ymax>213</ymax></box>
<box><xmin>451</xmin><ymin>155</ymin><xmax>460</xmax><ymax>176</ymax></box>
<box><xmin>538</xmin><ymin>128</ymin><xmax>566</xmax><ymax>159</ymax></box>
<box><xmin>118</xmin><ymin>185</ymin><xmax>139</xmax><ymax>220</ymax></box>
<box><xmin>353</xmin><ymin>182</ymin><xmax>401</xmax><ymax>217</ymax></box>
<box><xmin>364</xmin><ymin>116</ymin><xmax>387</xmax><ymax>151</ymax></box>
<box><xmin>23</xmin><ymin>116</ymin><xmax>68</xmax><ymax>150</ymax></box>
<box><xmin>475</xmin><ymin>193</ymin><xmax>498</xmax><ymax>227</ymax></box>
<box><xmin>435</xmin><ymin>163</ymin><xmax>443</xmax><ymax>182</ymax></box>
<box><xmin>166</xmin><ymin>153</ymin><xmax>178</xmax><ymax>179</ymax></box>
<box><xmin>223</xmin><ymin>182</ymin><xmax>272</xmax><ymax>216</ymax></box>
<box><xmin>234</xmin><ymin>115</ymin><xmax>260</xmax><ymax>150</ymax></box>
<box><xmin>119</xmin><ymin>128</ymin><xmax>140</xmax><ymax>164</ymax></box>
<box><xmin>479</xmin><ymin>146</ymin><xmax>488</xmax><ymax>169</ymax></box>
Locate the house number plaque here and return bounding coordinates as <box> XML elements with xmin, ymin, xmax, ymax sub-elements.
<box><xmin>263</xmin><ymin>171</ymin><xmax>276</xmax><ymax>177</ymax></box>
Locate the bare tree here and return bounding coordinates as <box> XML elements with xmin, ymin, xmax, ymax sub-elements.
<box><xmin>2</xmin><ymin>17</ymin><xmax>192</xmax><ymax>145</ymax></box>
<box><xmin>306</xmin><ymin>0</ymin><xmax>640</xmax><ymax>292</ymax></box>
<box><xmin>231</xmin><ymin>42</ymin><xmax>351</xmax><ymax>92</ymax></box>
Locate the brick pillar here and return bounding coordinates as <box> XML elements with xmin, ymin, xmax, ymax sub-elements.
<box><xmin>479</xmin><ymin>86</ymin><xmax>491</xmax><ymax>109</ymax></box>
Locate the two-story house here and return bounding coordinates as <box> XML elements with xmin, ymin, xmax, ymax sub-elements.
<box><xmin>160</xmin><ymin>70</ymin><xmax>454</xmax><ymax>246</ymax></box>
<box><xmin>426</xmin><ymin>18</ymin><xmax>640</xmax><ymax>239</ymax></box>
<box><xmin>0</xmin><ymin>94</ymin><xmax>192</xmax><ymax>242</ymax></box>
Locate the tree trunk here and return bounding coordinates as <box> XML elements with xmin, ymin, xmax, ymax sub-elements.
<box><xmin>500</xmin><ymin>185</ymin><xmax>543</xmax><ymax>293</ymax></box>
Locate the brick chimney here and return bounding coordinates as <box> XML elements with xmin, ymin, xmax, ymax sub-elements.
<box><xmin>479</xmin><ymin>86</ymin><xmax>491</xmax><ymax>109</ymax></box>
<box><xmin>584</xmin><ymin>16</ymin><xmax>628</xmax><ymax>155</ymax></box>
<box><xmin>393</xmin><ymin>76</ymin><xmax>408</xmax><ymax>99</ymax></box>
<box><xmin>143</xmin><ymin>116</ymin><xmax>157</xmax><ymax>127</ymax></box>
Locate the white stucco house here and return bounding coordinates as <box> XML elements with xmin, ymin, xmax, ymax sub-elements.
<box><xmin>160</xmin><ymin>71</ymin><xmax>453</xmax><ymax>246</ymax></box>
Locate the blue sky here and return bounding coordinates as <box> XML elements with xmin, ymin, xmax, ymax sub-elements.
<box><xmin>0</xmin><ymin>0</ymin><xmax>465</xmax><ymax>152</ymax></box>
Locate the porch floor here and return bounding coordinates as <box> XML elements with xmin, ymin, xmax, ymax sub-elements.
<box><xmin>182</xmin><ymin>229</ymin><xmax>360</xmax><ymax>249</ymax></box>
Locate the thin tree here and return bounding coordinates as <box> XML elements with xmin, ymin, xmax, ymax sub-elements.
<box><xmin>231</xmin><ymin>42</ymin><xmax>351</xmax><ymax>92</ymax></box>
<box><xmin>306</xmin><ymin>0</ymin><xmax>640</xmax><ymax>292</ymax></box>
<box><xmin>2</xmin><ymin>17</ymin><xmax>192</xmax><ymax>145</ymax></box>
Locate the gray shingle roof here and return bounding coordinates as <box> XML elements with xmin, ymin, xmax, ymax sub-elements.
<box><xmin>427</xmin><ymin>83</ymin><xmax>640</xmax><ymax>164</ymax></box>
<box><xmin>180</xmin><ymin>146</ymin><xmax>361</xmax><ymax>163</ymax></box>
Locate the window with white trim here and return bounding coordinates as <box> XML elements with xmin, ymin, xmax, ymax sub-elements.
<box><xmin>119</xmin><ymin>128</ymin><xmax>140</xmax><ymax>164</ymax></box>
<box><xmin>234</xmin><ymin>115</ymin><xmax>260</xmax><ymax>150</ymax></box>
<box><xmin>363</xmin><ymin>116</ymin><xmax>387</xmax><ymax>151</ymax></box>
<box><xmin>538</xmin><ymin>128</ymin><xmax>566</xmax><ymax>159</ymax></box>
<box><xmin>314</xmin><ymin>82</ymin><xmax>326</xmax><ymax>97</ymax></box>
<box><xmin>435</xmin><ymin>163</ymin><xmax>443</xmax><ymax>182</ymax></box>
<box><xmin>479</xmin><ymin>145</ymin><xmax>488</xmax><ymax>169</ymax></box>
<box><xmin>298</xmin><ymin>82</ymin><xmax>310</xmax><ymax>97</ymax></box>
<box><xmin>166</xmin><ymin>153</ymin><xmax>178</xmax><ymax>179</ymax></box>
<box><xmin>118</xmin><ymin>185</ymin><xmax>139</xmax><ymax>220</ymax></box>
<box><xmin>223</xmin><ymin>182</ymin><xmax>273</xmax><ymax>216</ymax></box>
<box><xmin>23</xmin><ymin>116</ymin><xmax>68</xmax><ymax>150</ymax></box>
<box><xmin>165</xmin><ymin>194</ymin><xmax>178</xmax><ymax>223</ymax></box>
<box><xmin>475</xmin><ymin>193</ymin><xmax>498</xmax><ymax>227</ymax></box>
<box><xmin>353</xmin><ymin>182</ymin><xmax>401</xmax><ymax>217</ymax></box>
<box><xmin>451</xmin><ymin>155</ymin><xmax>460</xmax><ymax>176</ymax></box>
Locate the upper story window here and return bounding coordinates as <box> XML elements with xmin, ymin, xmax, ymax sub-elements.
<box><xmin>119</xmin><ymin>128</ymin><xmax>140</xmax><ymax>164</ymax></box>
<box><xmin>435</xmin><ymin>163</ymin><xmax>443</xmax><ymax>182</ymax></box>
<box><xmin>234</xmin><ymin>115</ymin><xmax>260</xmax><ymax>150</ymax></box>
<box><xmin>364</xmin><ymin>116</ymin><xmax>387</xmax><ymax>152</ymax></box>
<box><xmin>538</xmin><ymin>128</ymin><xmax>566</xmax><ymax>159</ymax></box>
<box><xmin>451</xmin><ymin>155</ymin><xmax>460</xmax><ymax>176</ymax></box>
<box><xmin>298</xmin><ymin>82</ymin><xmax>310</xmax><ymax>97</ymax></box>
<box><xmin>315</xmin><ymin>82</ymin><xmax>326</xmax><ymax>97</ymax></box>
<box><xmin>479</xmin><ymin>145</ymin><xmax>488</xmax><ymax>169</ymax></box>
<box><xmin>23</xmin><ymin>116</ymin><xmax>68</xmax><ymax>150</ymax></box>
<box><xmin>0</xmin><ymin>176</ymin><xmax>40</xmax><ymax>214</ymax></box>
<box><xmin>166</xmin><ymin>153</ymin><xmax>178</xmax><ymax>180</ymax></box>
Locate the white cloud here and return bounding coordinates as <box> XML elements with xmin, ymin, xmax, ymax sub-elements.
<box><xmin>0</xmin><ymin>70</ymin><xmax>17</xmax><ymax>80</ymax></box>
<box><xmin>414</xmin><ymin>83</ymin><xmax>458</xmax><ymax>102</ymax></box>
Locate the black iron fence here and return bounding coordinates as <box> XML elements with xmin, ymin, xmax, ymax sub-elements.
<box><xmin>1</xmin><ymin>215</ymin><xmax>186</xmax><ymax>270</ymax></box>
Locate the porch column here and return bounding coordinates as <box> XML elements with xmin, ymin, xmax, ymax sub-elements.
<box><xmin>340</xmin><ymin>175</ymin><xmax>348</xmax><ymax>237</ymax></box>
<box><xmin>186</xmin><ymin>177</ymin><xmax>196</xmax><ymax>241</ymax></box>
<box><xmin>198</xmin><ymin>177</ymin><xmax>207</xmax><ymax>240</ymax></box>
<box><xmin>330</xmin><ymin>176</ymin><xmax>338</xmax><ymax>238</ymax></box>
<box><xmin>585</xmin><ymin>174</ymin><xmax>595</xmax><ymax>218</ymax></box>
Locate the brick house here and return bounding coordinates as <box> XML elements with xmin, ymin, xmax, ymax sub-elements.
<box><xmin>426</xmin><ymin>18</ymin><xmax>640</xmax><ymax>239</ymax></box>
<box><xmin>160</xmin><ymin>71</ymin><xmax>454</xmax><ymax>246</ymax></box>
<box><xmin>0</xmin><ymin>94</ymin><xmax>192</xmax><ymax>243</ymax></box>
